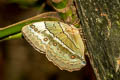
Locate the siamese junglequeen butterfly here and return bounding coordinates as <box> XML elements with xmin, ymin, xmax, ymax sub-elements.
<box><xmin>22</xmin><ymin>21</ymin><xmax>86</xmax><ymax>72</ymax></box>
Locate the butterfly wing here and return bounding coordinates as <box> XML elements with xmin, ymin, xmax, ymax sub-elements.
<box><xmin>22</xmin><ymin>21</ymin><xmax>86</xmax><ymax>71</ymax></box>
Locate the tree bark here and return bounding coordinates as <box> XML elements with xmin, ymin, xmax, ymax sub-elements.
<box><xmin>76</xmin><ymin>0</ymin><xmax>120</xmax><ymax>80</ymax></box>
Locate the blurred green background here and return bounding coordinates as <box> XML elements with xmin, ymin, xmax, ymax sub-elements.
<box><xmin>0</xmin><ymin>0</ymin><xmax>93</xmax><ymax>80</ymax></box>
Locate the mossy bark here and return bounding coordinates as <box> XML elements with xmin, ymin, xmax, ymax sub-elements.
<box><xmin>76</xmin><ymin>0</ymin><xmax>120</xmax><ymax>80</ymax></box>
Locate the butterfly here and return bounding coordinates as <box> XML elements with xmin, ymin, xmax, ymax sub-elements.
<box><xmin>22</xmin><ymin>21</ymin><xmax>86</xmax><ymax>72</ymax></box>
